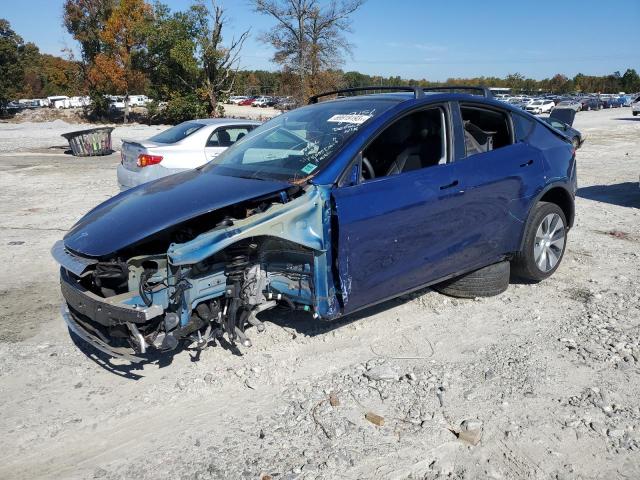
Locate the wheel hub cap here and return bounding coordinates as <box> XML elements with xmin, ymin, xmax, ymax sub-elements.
<box><xmin>534</xmin><ymin>213</ymin><xmax>565</xmax><ymax>272</ymax></box>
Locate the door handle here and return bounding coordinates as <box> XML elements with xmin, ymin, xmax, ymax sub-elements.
<box><xmin>520</xmin><ymin>159</ymin><xmax>534</xmax><ymax>167</ymax></box>
<box><xmin>439</xmin><ymin>179</ymin><xmax>459</xmax><ymax>190</ymax></box>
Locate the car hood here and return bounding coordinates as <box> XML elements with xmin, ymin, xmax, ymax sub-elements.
<box><xmin>64</xmin><ymin>169</ymin><xmax>290</xmax><ymax>258</ymax></box>
<box><xmin>549</xmin><ymin>107</ymin><xmax>576</xmax><ymax>126</ymax></box>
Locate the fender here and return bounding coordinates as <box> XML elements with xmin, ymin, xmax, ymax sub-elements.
<box><xmin>517</xmin><ymin>181</ymin><xmax>575</xmax><ymax>252</ymax></box>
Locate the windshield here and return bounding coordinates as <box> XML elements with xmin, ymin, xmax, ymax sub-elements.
<box><xmin>149</xmin><ymin>121</ymin><xmax>205</xmax><ymax>144</ymax></box>
<box><xmin>202</xmin><ymin>98</ymin><xmax>399</xmax><ymax>182</ymax></box>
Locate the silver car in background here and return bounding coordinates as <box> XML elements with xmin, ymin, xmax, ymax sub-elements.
<box><xmin>117</xmin><ymin>118</ymin><xmax>260</xmax><ymax>189</ymax></box>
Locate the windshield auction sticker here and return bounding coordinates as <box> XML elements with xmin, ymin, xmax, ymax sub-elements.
<box><xmin>301</xmin><ymin>163</ymin><xmax>318</xmax><ymax>174</ymax></box>
<box><xmin>327</xmin><ymin>114</ymin><xmax>372</xmax><ymax>124</ymax></box>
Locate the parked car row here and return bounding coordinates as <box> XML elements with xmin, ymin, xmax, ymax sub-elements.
<box><xmin>227</xmin><ymin>95</ymin><xmax>298</xmax><ymax>110</ymax></box>
<box><xmin>496</xmin><ymin>92</ymin><xmax>637</xmax><ymax>114</ymax></box>
<box><xmin>4</xmin><ymin>94</ymin><xmax>151</xmax><ymax>112</ymax></box>
<box><xmin>107</xmin><ymin>95</ymin><xmax>150</xmax><ymax>111</ymax></box>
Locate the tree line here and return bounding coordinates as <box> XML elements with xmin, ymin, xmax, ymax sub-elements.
<box><xmin>1</xmin><ymin>0</ymin><xmax>639</xmax><ymax>123</ymax></box>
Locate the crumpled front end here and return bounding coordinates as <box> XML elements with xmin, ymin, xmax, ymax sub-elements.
<box><xmin>53</xmin><ymin>185</ymin><xmax>340</xmax><ymax>361</ymax></box>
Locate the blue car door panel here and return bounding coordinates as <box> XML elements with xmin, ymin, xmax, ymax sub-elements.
<box><xmin>332</xmin><ymin>163</ymin><xmax>464</xmax><ymax>313</ymax></box>
<box><xmin>449</xmin><ymin>142</ymin><xmax>545</xmax><ymax>268</ymax></box>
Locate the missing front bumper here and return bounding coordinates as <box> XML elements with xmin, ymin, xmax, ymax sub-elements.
<box><xmin>61</xmin><ymin>304</ymin><xmax>144</xmax><ymax>363</ymax></box>
<box><xmin>60</xmin><ymin>268</ymin><xmax>163</xmax><ymax>327</ymax></box>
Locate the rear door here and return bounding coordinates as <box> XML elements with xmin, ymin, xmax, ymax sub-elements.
<box><xmin>204</xmin><ymin>125</ymin><xmax>254</xmax><ymax>161</ymax></box>
<box><xmin>447</xmin><ymin>104</ymin><xmax>546</xmax><ymax>270</ymax></box>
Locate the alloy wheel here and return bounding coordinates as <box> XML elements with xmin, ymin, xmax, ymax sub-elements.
<box><xmin>534</xmin><ymin>213</ymin><xmax>566</xmax><ymax>272</ymax></box>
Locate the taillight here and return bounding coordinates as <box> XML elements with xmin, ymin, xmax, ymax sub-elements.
<box><xmin>137</xmin><ymin>154</ymin><xmax>163</xmax><ymax>167</ymax></box>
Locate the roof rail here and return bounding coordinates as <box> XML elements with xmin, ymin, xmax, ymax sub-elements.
<box><xmin>308</xmin><ymin>86</ymin><xmax>424</xmax><ymax>104</ymax></box>
<box><xmin>422</xmin><ymin>86</ymin><xmax>494</xmax><ymax>98</ymax></box>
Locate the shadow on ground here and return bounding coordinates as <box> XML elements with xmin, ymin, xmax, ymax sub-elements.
<box><xmin>612</xmin><ymin>117</ymin><xmax>640</xmax><ymax>121</ymax></box>
<box><xmin>68</xmin><ymin>286</ymin><xmax>447</xmax><ymax>378</ymax></box>
<box><xmin>577</xmin><ymin>182</ymin><xmax>640</xmax><ymax>208</ymax></box>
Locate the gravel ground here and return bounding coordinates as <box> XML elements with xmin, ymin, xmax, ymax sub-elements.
<box><xmin>0</xmin><ymin>107</ymin><xmax>638</xmax><ymax>480</ymax></box>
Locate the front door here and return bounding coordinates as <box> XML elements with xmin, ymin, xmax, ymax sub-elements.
<box><xmin>331</xmin><ymin>106</ymin><xmax>466</xmax><ymax>313</ymax></box>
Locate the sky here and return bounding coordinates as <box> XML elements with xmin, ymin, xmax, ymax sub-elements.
<box><xmin>3</xmin><ymin>0</ymin><xmax>639</xmax><ymax>81</ymax></box>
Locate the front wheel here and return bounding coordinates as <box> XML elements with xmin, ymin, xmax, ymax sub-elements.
<box><xmin>512</xmin><ymin>202</ymin><xmax>567</xmax><ymax>282</ymax></box>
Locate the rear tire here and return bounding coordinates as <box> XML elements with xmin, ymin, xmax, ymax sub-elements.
<box><xmin>512</xmin><ymin>202</ymin><xmax>567</xmax><ymax>282</ymax></box>
<box><xmin>433</xmin><ymin>261</ymin><xmax>510</xmax><ymax>299</ymax></box>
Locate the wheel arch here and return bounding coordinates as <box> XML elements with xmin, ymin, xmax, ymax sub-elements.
<box><xmin>518</xmin><ymin>183</ymin><xmax>575</xmax><ymax>252</ymax></box>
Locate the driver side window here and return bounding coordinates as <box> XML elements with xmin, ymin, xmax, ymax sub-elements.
<box><xmin>360</xmin><ymin>107</ymin><xmax>448</xmax><ymax>181</ymax></box>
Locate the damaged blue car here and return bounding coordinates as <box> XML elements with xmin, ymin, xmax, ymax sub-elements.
<box><xmin>52</xmin><ymin>86</ymin><xmax>577</xmax><ymax>362</ymax></box>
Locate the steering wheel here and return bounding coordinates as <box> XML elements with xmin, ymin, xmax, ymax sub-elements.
<box><xmin>362</xmin><ymin>157</ymin><xmax>375</xmax><ymax>180</ymax></box>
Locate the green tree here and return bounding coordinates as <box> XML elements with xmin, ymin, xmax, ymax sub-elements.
<box><xmin>64</xmin><ymin>0</ymin><xmax>116</xmax><ymax>116</ymax></box>
<box><xmin>91</xmin><ymin>0</ymin><xmax>152</xmax><ymax>122</ymax></box>
<box><xmin>621</xmin><ymin>68</ymin><xmax>640</xmax><ymax>93</ymax></box>
<box><xmin>0</xmin><ymin>19</ymin><xmax>26</xmax><ymax>110</ymax></box>
<box><xmin>145</xmin><ymin>3</ymin><xmax>201</xmax><ymax>100</ymax></box>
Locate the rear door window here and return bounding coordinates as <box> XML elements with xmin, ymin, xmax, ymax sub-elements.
<box><xmin>207</xmin><ymin>127</ymin><xmax>253</xmax><ymax>147</ymax></box>
<box><xmin>460</xmin><ymin>105</ymin><xmax>512</xmax><ymax>157</ymax></box>
<box><xmin>512</xmin><ymin>113</ymin><xmax>535</xmax><ymax>142</ymax></box>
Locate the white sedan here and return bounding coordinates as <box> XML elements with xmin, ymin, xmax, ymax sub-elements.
<box><xmin>525</xmin><ymin>100</ymin><xmax>555</xmax><ymax>115</ymax></box>
<box><xmin>117</xmin><ymin>118</ymin><xmax>260</xmax><ymax>190</ymax></box>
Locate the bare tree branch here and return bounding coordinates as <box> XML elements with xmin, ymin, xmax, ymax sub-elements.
<box><xmin>251</xmin><ymin>0</ymin><xmax>365</xmax><ymax>101</ymax></box>
<box><xmin>190</xmin><ymin>0</ymin><xmax>250</xmax><ymax>116</ymax></box>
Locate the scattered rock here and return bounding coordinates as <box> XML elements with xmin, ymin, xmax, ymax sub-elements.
<box><xmin>329</xmin><ymin>393</ymin><xmax>340</xmax><ymax>407</ymax></box>
<box><xmin>607</xmin><ymin>428</ymin><xmax>624</xmax><ymax>439</ymax></box>
<box><xmin>460</xmin><ymin>419</ymin><xmax>483</xmax><ymax>432</ymax></box>
<box><xmin>93</xmin><ymin>467</ymin><xmax>107</xmax><ymax>478</ymax></box>
<box><xmin>364</xmin><ymin>366</ymin><xmax>398</xmax><ymax>382</ymax></box>
<box><xmin>365</xmin><ymin>412</ymin><xmax>385</xmax><ymax>426</ymax></box>
<box><xmin>590</xmin><ymin>421</ymin><xmax>606</xmax><ymax>436</ymax></box>
<box><xmin>458</xmin><ymin>428</ymin><xmax>482</xmax><ymax>446</ymax></box>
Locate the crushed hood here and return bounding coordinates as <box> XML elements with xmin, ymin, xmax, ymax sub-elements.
<box><xmin>549</xmin><ymin>107</ymin><xmax>576</xmax><ymax>126</ymax></box>
<box><xmin>64</xmin><ymin>169</ymin><xmax>290</xmax><ymax>258</ymax></box>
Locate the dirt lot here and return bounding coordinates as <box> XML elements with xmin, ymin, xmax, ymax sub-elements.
<box><xmin>0</xmin><ymin>108</ymin><xmax>638</xmax><ymax>480</ymax></box>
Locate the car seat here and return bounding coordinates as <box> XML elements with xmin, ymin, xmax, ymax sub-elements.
<box><xmin>217</xmin><ymin>129</ymin><xmax>232</xmax><ymax>147</ymax></box>
<box><xmin>463</xmin><ymin>121</ymin><xmax>494</xmax><ymax>155</ymax></box>
<box><xmin>386</xmin><ymin>118</ymin><xmax>443</xmax><ymax>175</ymax></box>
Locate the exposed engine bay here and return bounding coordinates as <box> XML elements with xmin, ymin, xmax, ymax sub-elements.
<box><xmin>54</xmin><ymin>185</ymin><xmax>339</xmax><ymax>362</ymax></box>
